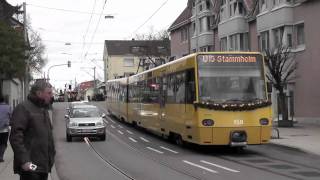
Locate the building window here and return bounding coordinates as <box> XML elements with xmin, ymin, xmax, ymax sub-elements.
<box><xmin>123</xmin><ymin>57</ymin><xmax>134</xmax><ymax>67</ymax></box>
<box><xmin>199</xmin><ymin>4</ymin><xmax>203</xmax><ymax>12</ymax></box>
<box><xmin>180</xmin><ymin>27</ymin><xmax>188</xmax><ymax>42</ymax></box>
<box><xmin>260</xmin><ymin>0</ymin><xmax>266</xmax><ymax>11</ymax></box>
<box><xmin>206</xmin><ymin>0</ymin><xmax>211</xmax><ymax>9</ymax></box>
<box><xmin>240</xmin><ymin>33</ymin><xmax>249</xmax><ymax>51</ymax></box>
<box><xmin>199</xmin><ymin>17</ymin><xmax>206</xmax><ymax>33</ymax></box>
<box><xmin>229</xmin><ymin>34</ymin><xmax>239</xmax><ymax>51</ymax></box>
<box><xmin>287</xmin><ymin>34</ymin><xmax>292</xmax><ymax>47</ymax></box>
<box><xmin>260</xmin><ymin>31</ymin><xmax>269</xmax><ymax>51</ymax></box>
<box><xmin>296</xmin><ymin>23</ymin><xmax>305</xmax><ymax>46</ymax></box>
<box><xmin>192</xmin><ymin>22</ymin><xmax>196</xmax><ymax>36</ymax></box>
<box><xmin>207</xmin><ymin>16</ymin><xmax>211</xmax><ymax>31</ymax></box>
<box><xmin>273</xmin><ymin>27</ymin><xmax>284</xmax><ymax>47</ymax></box>
<box><xmin>220</xmin><ymin>37</ymin><xmax>227</xmax><ymax>51</ymax></box>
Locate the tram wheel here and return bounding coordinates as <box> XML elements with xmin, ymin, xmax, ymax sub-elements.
<box><xmin>174</xmin><ymin>134</ymin><xmax>184</xmax><ymax>146</ymax></box>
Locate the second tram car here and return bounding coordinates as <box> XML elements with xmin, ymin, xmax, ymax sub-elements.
<box><xmin>106</xmin><ymin>52</ymin><xmax>272</xmax><ymax>146</ymax></box>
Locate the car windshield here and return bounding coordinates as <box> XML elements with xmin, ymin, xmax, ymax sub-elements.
<box><xmin>71</xmin><ymin>108</ymin><xmax>100</xmax><ymax>118</ymax></box>
<box><xmin>197</xmin><ymin>54</ymin><xmax>267</xmax><ymax>103</ymax></box>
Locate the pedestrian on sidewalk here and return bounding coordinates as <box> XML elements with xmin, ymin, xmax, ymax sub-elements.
<box><xmin>9</xmin><ymin>81</ymin><xmax>56</xmax><ymax>180</ymax></box>
<box><xmin>0</xmin><ymin>94</ymin><xmax>11</xmax><ymax>162</ymax></box>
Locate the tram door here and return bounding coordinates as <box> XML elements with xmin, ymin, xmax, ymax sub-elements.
<box><xmin>159</xmin><ymin>73</ymin><xmax>167</xmax><ymax>135</ymax></box>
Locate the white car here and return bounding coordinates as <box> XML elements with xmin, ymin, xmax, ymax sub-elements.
<box><xmin>65</xmin><ymin>105</ymin><xmax>106</xmax><ymax>142</ymax></box>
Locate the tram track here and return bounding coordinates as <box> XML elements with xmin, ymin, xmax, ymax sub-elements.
<box><xmin>84</xmin><ymin>137</ymin><xmax>135</xmax><ymax>180</ymax></box>
<box><xmin>92</xmin><ymin>102</ymin><xmax>320</xmax><ymax>179</ymax></box>
<box><xmin>84</xmin><ymin>130</ymin><xmax>203</xmax><ymax>180</ymax></box>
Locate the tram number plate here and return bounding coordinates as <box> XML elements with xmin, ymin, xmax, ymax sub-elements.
<box><xmin>234</xmin><ymin>119</ymin><xmax>244</xmax><ymax>125</ymax></box>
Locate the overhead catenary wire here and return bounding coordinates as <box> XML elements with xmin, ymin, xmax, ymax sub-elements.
<box><xmin>129</xmin><ymin>0</ymin><xmax>169</xmax><ymax>38</ymax></box>
<box><xmin>81</xmin><ymin>0</ymin><xmax>109</xmax><ymax>62</ymax></box>
<box><xmin>81</xmin><ymin>0</ymin><xmax>98</xmax><ymax>62</ymax></box>
<box><xmin>26</xmin><ymin>3</ymin><xmax>113</xmax><ymax>16</ymax></box>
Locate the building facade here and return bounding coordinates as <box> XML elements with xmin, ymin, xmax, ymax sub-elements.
<box><xmin>103</xmin><ymin>40</ymin><xmax>170</xmax><ymax>81</ymax></box>
<box><xmin>169</xmin><ymin>0</ymin><xmax>320</xmax><ymax>120</ymax></box>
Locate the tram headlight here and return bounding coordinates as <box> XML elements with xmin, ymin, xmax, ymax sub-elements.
<box><xmin>259</xmin><ymin>118</ymin><xmax>269</xmax><ymax>125</ymax></box>
<box><xmin>202</xmin><ymin>119</ymin><xmax>214</xmax><ymax>126</ymax></box>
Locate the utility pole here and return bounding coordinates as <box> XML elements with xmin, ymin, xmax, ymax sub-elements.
<box><xmin>23</xmin><ymin>2</ymin><xmax>29</xmax><ymax>100</ymax></box>
<box><xmin>93</xmin><ymin>67</ymin><xmax>96</xmax><ymax>94</ymax></box>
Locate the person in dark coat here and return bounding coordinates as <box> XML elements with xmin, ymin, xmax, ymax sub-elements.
<box><xmin>9</xmin><ymin>81</ymin><xmax>56</xmax><ymax>180</ymax></box>
<box><xmin>0</xmin><ymin>94</ymin><xmax>11</xmax><ymax>162</ymax></box>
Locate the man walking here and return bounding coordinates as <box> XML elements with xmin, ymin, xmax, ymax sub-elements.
<box><xmin>10</xmin><ymin>81</ymin><xmax>56</xmax><ymax>180</ymax></box>
<box><xmin>0</xmin><ymin>95</ymin><xmax>11</xmax><ymax>162</ymax></box>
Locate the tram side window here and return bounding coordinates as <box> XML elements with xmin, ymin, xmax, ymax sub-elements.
<box><xmin>186</xmin><ymin>69</ymin><xmax>196</xmax><ymax>103</ymax></box>
<box><xmin>175</xmin><ymin>72</ymin><xmax>186</xmax><ymax>104</ymax></box>
<box><xmin>166</xmin><ymin>74</ymin><xmax>176</xmax><ymax>103</ymax></box>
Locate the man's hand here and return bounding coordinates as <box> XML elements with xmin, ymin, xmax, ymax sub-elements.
<box><xmin>21</xmin><ymin>162</ymin><xmax>37</xmax><ymax>171</ymax></box>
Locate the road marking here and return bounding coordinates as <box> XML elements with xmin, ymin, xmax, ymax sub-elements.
<box><xmin>160</xmin><ymin>146</ymin><xmax>178</xmax><ymax>154</ymax></box>
<box><xmin>129</xmin><ymin>137</ymin><xmax>137</xmax><ymax>143</ymax></box>
<box><xmin>111</xmin><ymin>125</ymin><xmax>115</xmax><ymax>129</ymax></box>
<box><xmin>183</xmin><ymin>160</ymin><xmax>218</xmax><ymax>173</ymax></box>
<box><xmin>103</xmin><ymin>120</ymin><xmax>109</xmax><ymax>124</ymax></box>
<box><xmin>200</xmin><ymin>160</ymin><xmax>240</xmax><ymax>173</ymax></box>
<box><xmin>117</xmin><ymin>130</ymin><xmax>124</xmax><ymax>135</ymax></box>
<box><xmin>84</xmin><ymin>137</ymin><xmax>90</xmax><ymax>146</ymax></box>
<box><xmin>126</xmin><ymin>130</ymin><xmax>133</xmax><ymax>134</ymax></box>
<box><xmin>140</xmin><ymin>137</ymin><xmax>150</xmax><ymax>142</ymax></box>
<box><xmin>118</xmin><ymin>125</ymin><xmax>123</xmax><ymax>128</ymax></box>
<box><xmin>147</xmin><ymin>147</ymin><xmax>164</xmax><ymax>154</ymax></box>
<box><xmin>110</xmin><ymin>120</ymin><xmax>116</xmax><ymax>123</ymax></box>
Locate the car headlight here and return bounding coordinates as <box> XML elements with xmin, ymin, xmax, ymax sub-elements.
<box><xmin>96</xmin><ymin>121</ymin><xmax>104</xmax><ymax>126</ymax></box>
<box><xmin>69</xmin><ymin>121</ymin><xmax>78</xmax><ymax>127</ymax></box>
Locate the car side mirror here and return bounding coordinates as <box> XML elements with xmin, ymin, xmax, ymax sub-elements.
<box><xmin>65</xmin><ymin>115</ymin><xmax>70</xmax><ymax>119</ymax></box>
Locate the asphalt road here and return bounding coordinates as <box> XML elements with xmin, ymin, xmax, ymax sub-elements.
<box><xmin>52</xmin><ymin>102</ymin><xmax>320</xmax><ymax>180</ymax></box>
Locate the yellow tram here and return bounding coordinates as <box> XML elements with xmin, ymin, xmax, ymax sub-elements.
<box><xmin>106</xmin><ymin>52</ymin><xmax>272</xmax><ymax>146</ymax></box>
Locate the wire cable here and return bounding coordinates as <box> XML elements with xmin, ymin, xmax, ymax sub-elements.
<box><xmin>130</xmin><ymin>0</ymin><xmax>169</xmax><ymax>38</ymax></box>
<box><xmin>81</xmin><ymin>0</ymin><xmax>97</xmax><ymax>62</ymax></box>
<box><xmin>26</xmin><ymin>3</ymin><xmax>112</xmax><ymax>16</ymax></box>
<box><xmin>81</xmin><ymin>0</ymin><xmax>109</xmax><ymax>62</ymax></box>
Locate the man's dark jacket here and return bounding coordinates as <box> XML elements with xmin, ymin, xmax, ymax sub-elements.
<box><xmin>9</xmin><ymin>95</ymin><xmax>56</xmax><ymax>174</ymax></box>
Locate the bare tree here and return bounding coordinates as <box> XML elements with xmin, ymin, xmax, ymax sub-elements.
<box><xmin>133</xmin><ymin>27</ymin><xmax>170</xmax><ymax>72</ymax></box>
<box><xmin>264</xmin><ymin>45</ymin><xmax>298</xmax><ymax>127</ymax></box>
<box><xmin>27</xmin><ymin>29</ymin><xmax>47</xmax><ymax>75</ymax></box>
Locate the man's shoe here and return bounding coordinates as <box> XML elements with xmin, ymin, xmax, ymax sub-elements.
<box><xmin>0</xmin><ymin>159</ymin><xmax>4</xmax><ymax>162</ymax></box>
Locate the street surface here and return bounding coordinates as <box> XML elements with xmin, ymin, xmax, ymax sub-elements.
<box><xmin>52</xmin><ymin>102</ymin><xmax>320</xmax><ymax>180</ymax></box>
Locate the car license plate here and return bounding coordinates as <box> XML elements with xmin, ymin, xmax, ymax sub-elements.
<box><xmin>82</xmin><ymin>129</ymin><xmax>94</xmax><ymax>133</ymax></box>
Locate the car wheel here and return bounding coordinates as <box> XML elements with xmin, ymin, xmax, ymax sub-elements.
<box><xmin>66</xmin><ymin>133</ymin><xmax>72</xmax><ymax>142</ymax></box>
<box><xmin>100</xmin><ymin>134</ymin><xmax>106</xmax><ymax>141</ymax></box>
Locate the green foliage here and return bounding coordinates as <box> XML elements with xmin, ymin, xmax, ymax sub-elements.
<box><xmin>0</xmin><ymin>20</ymin><xmax>27</xmax><ymax>79</ymax></box>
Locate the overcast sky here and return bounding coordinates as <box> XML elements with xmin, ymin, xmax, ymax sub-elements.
<box><xmin>7</xmin><ymin>0</ymin><xmax>188</xmax><ymax>90</ymax></box>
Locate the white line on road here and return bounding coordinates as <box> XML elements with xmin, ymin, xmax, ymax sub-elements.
<box><xmin>160</xmin><ymin>146</ymin><xmax>178</xmax><ymax>154</ymax></box>
<box><xmin>84</xmin><ymin>137</ymin><xmax>90</xmax><ymax>146</ymax></box>
<box><xmin>147</xmin><ymin>147</ymin><xmax>164</xmax><ymax>154</ymax></box>
<box><xmin>103</xmin><ymin>120</ymin><xmax>109</xmax><ymax>124</ymax></box>
<box><xmin>111</xmin><ymin>125</ymin><xmax>115</xmax><ymax>129</ymax></box>
<box><xmin>126</xmin><ymin>130</ymin><xmax>133</xmax><ymax>134</ymax></box>
<box><xmin>183</xmin><ymin>160</ymin><xmax>218</xmax><ymax>173</ymax></box>
<box><xmin>140</xmin><ymin>137</ymin><xmax>150</xmax><ymax>142</ymax></box>
<box><xmin>129</xmin><ymin>137</ymin><xmax>137</xmax><ymax>143</ymax></box>
<box><xmin>118</xmin><ymin>125</ymin><xmax>123</xmax><ymax>128</ymax></box>
<box><xmin>110</xmin><ymin>120</ymin><xmax>116</xmax><ymax>123</ymax></box>
<box><xmin>117</xmin><ymin>130</ymin><xmax>124</xmax><ymax>135</ymax></box>
<box><xmin>200</xmin><ymin>160</ymin><xmax>240</xmax><ymax>173</ymax></box>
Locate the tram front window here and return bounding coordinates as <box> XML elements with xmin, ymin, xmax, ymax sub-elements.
<box><xmin>198</xmin><ymin>56</ymin><xmax>267</xmax><ymax>103</ymax></box>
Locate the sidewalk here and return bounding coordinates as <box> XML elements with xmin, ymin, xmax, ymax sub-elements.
<box><xmin>270</xmin><ymin>121</ymin><xmax>320</xmax><ymax>156</ymax></box>
<box><xmin>0</xmin><ymin>144</ymin><xmax>59</xmax><ymax>180</ymax></box>
<box><xmin>0</xmin><ymin>110</ymin><xmax>59</xmax><ymax>180</ymax></box>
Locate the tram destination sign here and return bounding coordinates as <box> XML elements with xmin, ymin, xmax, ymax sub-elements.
<box><xmin>197</xmin><ymin>54</ymin><xmax>262</xmax><ymax>67</ymax></box>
